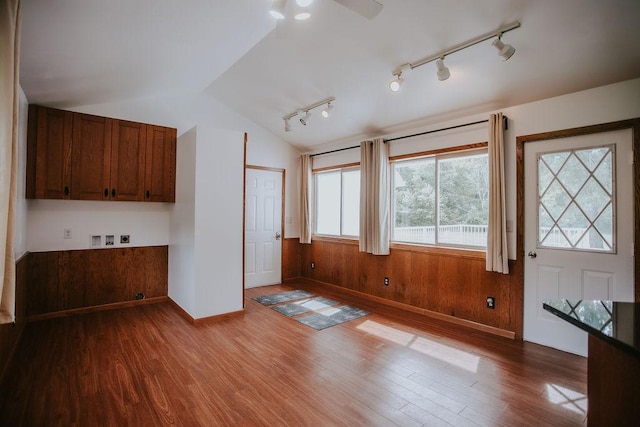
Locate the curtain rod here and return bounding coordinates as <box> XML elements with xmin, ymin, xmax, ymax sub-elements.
<box><xmin>309</xmin><ymin>116</ymin><xmax>508</xmax><ymax>157</ymax></box>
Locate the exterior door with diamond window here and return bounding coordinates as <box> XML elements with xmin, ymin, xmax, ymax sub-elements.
<box><xmin>523</xmin><ymin>128</ymin><xmax>633</xmax><ymax>356</ymax></box>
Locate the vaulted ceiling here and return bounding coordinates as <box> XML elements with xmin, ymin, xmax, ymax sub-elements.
<box><xmin>20</xmin><ymin>0</ymin><xmax>640</xmax><ymax>151</ymax></box>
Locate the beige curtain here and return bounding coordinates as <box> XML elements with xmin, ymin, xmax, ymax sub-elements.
<box><xmin>486</xmin><ymin>113</ymin><xmax>509</xmax><ymax>274</ymax></box>
<box><xmin>359</xmin><ymin>138</ymin><xmax>390</xmax><ymax>255</ymax></box>
<box><xmin>0</xmin><ymin>0</ymin><xmax>21</xmax><ymax>323</ymax></box>
<box><xmin>299</xmin><ymin>154</ymin><xmax>313</xmax><ymax>244</ymax></box>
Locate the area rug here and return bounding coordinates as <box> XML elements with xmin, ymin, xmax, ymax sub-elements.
<box><xmin>272</xmin><ymin>296</ymin><xmax>341</xmax><ymax>317</ymax></box>
<box><xmin>253</xmin><ymin>289</ymin><xmax>315</xmax><ymax>306</ymax></box>
<box><xmin>295</xmin><ymin>305</ymin><xmax>370</xmax><ymax>331</ymax></box>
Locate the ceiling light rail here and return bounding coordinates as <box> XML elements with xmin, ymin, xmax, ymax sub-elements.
<box><xmin>389</xmin><ymin>21</ymin><xmax>521</xmax><ymax>91</ymax></box>
<box><xmin>283</xmin><ymin>96</ymin><xmax>335</xmax><ymax>132</ymax></box>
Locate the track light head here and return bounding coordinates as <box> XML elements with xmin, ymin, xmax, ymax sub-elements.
<box><xmin>492</xmin><ymin>37</ymin><xmax>515</xmax><ymax>61</ymax></box>
<box><xmin>269</xmin><ymin>0</ymin><xmax>286</xmax><ymax>19</ymax></box>
<box><xmin>284</xmin><ymin>118</ymin><xmax>292</xmax><ymax>132</ymax></box>
<box><xmin>295</xmin><ymin>7</ymin><xmax>311</xmax><ymax>20</ymax></box>
<box><xmin>300</xmin><ymin>111</ymin><xmax>311</xmax><ymax>125</ymax></box>
<box><xmin>321</xmin><ymin>102</ymin><xmax>333</xmax><ymax>119</ymax></box>
<box><xmin>436</xmin><ymin>58</ymin><xmax>450</xmax><ymax>81</ymax></box>
<box><xmin>389</xmin><ymin>72</ymin><xmax>404</xmax><ymax>92</ymax></box>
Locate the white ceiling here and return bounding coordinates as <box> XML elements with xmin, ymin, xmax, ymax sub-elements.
<box><xmin>20</xmin><ymin>0</ymin><xmax>640</xmax><ymax>151</ymax></box>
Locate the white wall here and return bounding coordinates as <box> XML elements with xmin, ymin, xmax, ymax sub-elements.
<box><xmin>168</xmin><ymin>126</ymin><xmax>245</xmax><ymax>319</ymax></box>
<box><xmin>192</xmin><ymin>127</ymin><xmax>245</xmax><ymax>318</ymax></box>
<box><xmin>310</xmin><ymin>77</ymin><xmax>640</xmax><ymax>260</ymax></box>
<box><xmin>14</xmin><ymin>87</ymin><xmax>28</xmax><ymax>258</ymax></box>
<box><xmin>168</xmin><ymin>127</ymin><xmax>197</xmax><ymax>315</ymax></box>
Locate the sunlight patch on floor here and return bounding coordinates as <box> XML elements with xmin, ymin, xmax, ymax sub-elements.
<box><xmin>357</xmin><ymin>320</ymin><xmax>480</xmax><ymax>372</ymax></box>
<box><xmin>546</xmin><ymin>383</ymin><xmax>587</xmax><ymax>415</ymax></box>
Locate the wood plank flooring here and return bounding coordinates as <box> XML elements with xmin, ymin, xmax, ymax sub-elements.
<box><xmin>0</xmin><ymin>280</ymin><xmax>587</xmax><ymax>426</ymax></box>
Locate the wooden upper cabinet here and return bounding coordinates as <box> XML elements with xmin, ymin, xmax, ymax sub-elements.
<box><xmin>27</xmin><ymin>105</ymin><xmax>176</xmax><ymax>203</ymax></box>
<box><xmin>145</xmin><ymin>125</ymin><xmax>176</xmax><ymax>202</ymax></box>
<box><xmin>111</xmin><ymin>120</ymin><xmax>146</xmax><ymax>201</ymax></box>
<box><xmin>70</xmin><ymin>113</ymin><xmax>112</xmax><ymax>201</ymax></box>
<box><xmin>26</xmin><ymin>105</ymin><xmax>73</xmax><ymax>199</ymax></box>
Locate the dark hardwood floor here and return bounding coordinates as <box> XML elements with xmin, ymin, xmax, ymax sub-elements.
<box><xmin>0</xmin><ymin>280</ymin><xmax>587</xmax><ymax>426</ymax></box>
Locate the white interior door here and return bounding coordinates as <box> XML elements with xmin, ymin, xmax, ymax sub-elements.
<box><xmin>523</xmin><ymin>128</ymin><xmax>634</xmax><ymax>356</ymax></box>
<box><xmin>245</xmin><ymin>168</ymin><xmax>283</xmax><ymax>288</ymax></box>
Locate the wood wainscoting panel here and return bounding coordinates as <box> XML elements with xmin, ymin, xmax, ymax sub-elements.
<box><xmin>301</xmin><ymin>239</ymin><xmax>520</xmax><ymax>335</ymax></box>
<box><xmin>282</xmin><ymin>238</ymin><xmax>301</xmax><ymax>280</ymax></box>
<box><xmin>27</xmin><ymin>246</ymin><xmax>168</xmax><ymax>318</ymax></box>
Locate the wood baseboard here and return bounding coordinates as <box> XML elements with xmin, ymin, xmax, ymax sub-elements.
<box><xmin>27</xmin><ymin>296</ymin><xmax>169</xmax><ymax>322</ymax></box>
<box><xmin>168</xmin><ymin>298</ymin><xmax>244</xmax><ymax>326</ymax></box>
<box><xmin>287</xmin><ymin>277</ymin><xmax>516</xmax><ymax>339</ymax></box>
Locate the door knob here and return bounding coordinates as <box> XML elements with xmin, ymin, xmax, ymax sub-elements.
<box><xmin>527</xmin><ymin>250</ymin><xmax>537</xmax><ymax>259</ymax></box>
<box><xmin>275</xmin><ymin>232</ymin><xmax>281</xmax><ymax>240</ymax></box>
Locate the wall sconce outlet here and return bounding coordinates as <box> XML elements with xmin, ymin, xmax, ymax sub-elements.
<box><xmin>487</xmin><ymin>296</ymin><xmax>496</xmax><ymax>309</ymax></box>
<box><xmin>384</xmin><ymin>277</ymin><xmax>389</xmax><ymax>286</ymax></box>
<box><xmin>310</xmin><ymin>261</ymin><xmax>315</xmax><ymax>269</ymax></box>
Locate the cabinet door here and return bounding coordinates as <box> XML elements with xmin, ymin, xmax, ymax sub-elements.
<box><xmin>71</xmin><ymin>113</ymin><xmax>112</xmax><ymax>200</ymax></box>
<box><xmin>145</xmin><ymin>125</ymin><xmax>176</xmax><ymax>202</ymax></box>
<box><xmin>111</xmin><ymin>120</ymin><xmax>146</xmax><ymax>201</ymax></box>
<box><xmin>27</xmin><ymin>106</ymin><xmax>73</xmax><ymax>199</ymax></box>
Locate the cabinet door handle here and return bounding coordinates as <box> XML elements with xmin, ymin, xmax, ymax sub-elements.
<box><xmin>112</xmin><ymin>189</ymin><xmax>116</xmax><ymax>198</ymax></box>
<box><xmin>64</xmin><ymin>186</ymin><xmax>69</xmax><ymax>196</ymax></box>
<box><xmin>104</xmin><ymin>188</ymin><xmax>108</xmax><ymax>197</ymax></box>
<box><xmin>145</xmin><ymin>190</ymin><xmax>150</xmax><ymax>199</ymax></box>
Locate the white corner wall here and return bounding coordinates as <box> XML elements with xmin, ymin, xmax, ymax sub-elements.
<box><xmin>15</xmin><ymin>87</ymin><xmax>28</xmax><ymax>259</ymax></box>
<box><xmin>169</xmin><ymin>126</ymin><xmax>245</xmax><ymax>320</ymax></box>
<box><xmin>192</xmin><ymin>127</ymin><xmax>245</xmax><ymax>318</ymax></box>
<box><xmin>168</xmin><ymin>126</ymin><xmax>197</xmax><ymax>315</ymax></box>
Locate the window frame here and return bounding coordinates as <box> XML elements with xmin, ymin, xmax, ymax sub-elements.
<box><xmin>313</xmin><ymin>164</ymin><xmax>360</xmax><ymax>239</ymax></box>
<box><xmin>390</xmin><ymin>143</ymin><xmax>489</xmax><ymax>251</ymax></box>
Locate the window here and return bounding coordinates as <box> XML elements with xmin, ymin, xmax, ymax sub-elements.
<box><xmin>392</xmin><ymin>149</ymin><xmax>489</xmax><ymax>248</ymax></box>
<box><xmin>537</xmin><ymin>145</ymin><xmax>615</xmax><ymax>252</ymax></box>
<box><xmin>315</xmin><ymin>168</ymin><xmax>360</xmax><ymax>237</ymax></box>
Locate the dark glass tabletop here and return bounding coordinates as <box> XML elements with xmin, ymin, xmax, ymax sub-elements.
<box><xmin>543</xmin><ymin>300</ymin><xmax>640</xmax><ymax>358</ymax></box>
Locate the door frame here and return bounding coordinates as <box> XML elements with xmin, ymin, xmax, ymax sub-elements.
<box><xmin>515</xmin><ymin>119</ymin><xmax>640</xmax><ymax>337</ymax></box>
<box><xmin>243</xmin><ymin>164</ymin><xmax>286</xmax><ymax>290</ymax></box>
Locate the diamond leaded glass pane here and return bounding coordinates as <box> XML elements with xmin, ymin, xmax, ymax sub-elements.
<box><xmin>537</xmin><ymin>145</ymin><xmax>615</xmax><ymax>252</ymax></box>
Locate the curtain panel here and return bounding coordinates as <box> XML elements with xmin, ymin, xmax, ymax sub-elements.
<box><xmin>359</xmin><ymin>138</ymin><xmax>390</xmax><ymax>255</ymax></box>
<box><xmin>486</xmin><ymin>113</ymin><xmax>509</xmax><ymax>274</ymax></box>
<box><xmin>299</xmin><ymin>154</ymin><xmax>313</xmax><ymax>244</ymax></box>
<box><xmin>0</xmin><ymin>0</ymin><xmax>21</xmax><ymax>323</ymax></box>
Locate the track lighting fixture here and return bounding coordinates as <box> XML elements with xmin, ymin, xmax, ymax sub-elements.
<box><xmin>492</xmin><ymin>37</ymin><xmax>516</xmax><ymax>61</ymax></box>
<box><xmin>321</xmin><ymin>102</ymin><xmax>334</xmax><ymax>118</ymax></box>
<box><xmin>388</xmin><ymin>21</ymin><xmax>520</xmax><ymax>91</ymax></box>
<box><xmin>269</xmin><ymin>0</ymin><xmax>286</xmax><ymax>19</ymax></box>
<box><xmin>299</xmin><ymin>110</ymin><xmax>311</xmax><ymax>125</ymax></box>
<box><xmin>295</xmin><ymin>8</ymin><xmax>311</xmax><ymax>20</ymax></box>
<box><xmin>436</xmin><ymin>58</ymin><xmax>450</xmax><ymax>81</ymax></box>
<box><xmin>389</xmin><ymin>71</ymin><xmax>404</xmax><ymax>92</ymax></box>
<box><xmin>282</xmin><ymin>97</ymin><xmax>335</xmax><ymax>132</ymax></box>
<box><xmin>296</xmin><ymin>0</ymin><xmax>313</xmax><ymax>6</ymax></box>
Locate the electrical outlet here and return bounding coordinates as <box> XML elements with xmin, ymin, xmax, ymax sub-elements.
<box><xmin>105</xmin><ymin>235</ymin><xmax>115</xmax><ymax>246</ymax></box>
<box><xmin>120</xmin><ymin>235</ymin><xmax>130</xmax><ymax>244</ymax></box>
<box><xmin>384</xmin><ymin>277</ymin><xmax>389</xmax><ymax>286</ymax></box>
<box><xmin>486</xmin><ymin>296</ymin><xmax>496</xmax><ymax>309</ymax></box>
<box><xmin>64</xmin><ymin>228</ymin><xmax>72</xmax><ymax>239</ymax></box>
<box><xmin>310</xmin><ymin>261</ymin><xmax>315</xmax><ymax>269</ymax></box>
